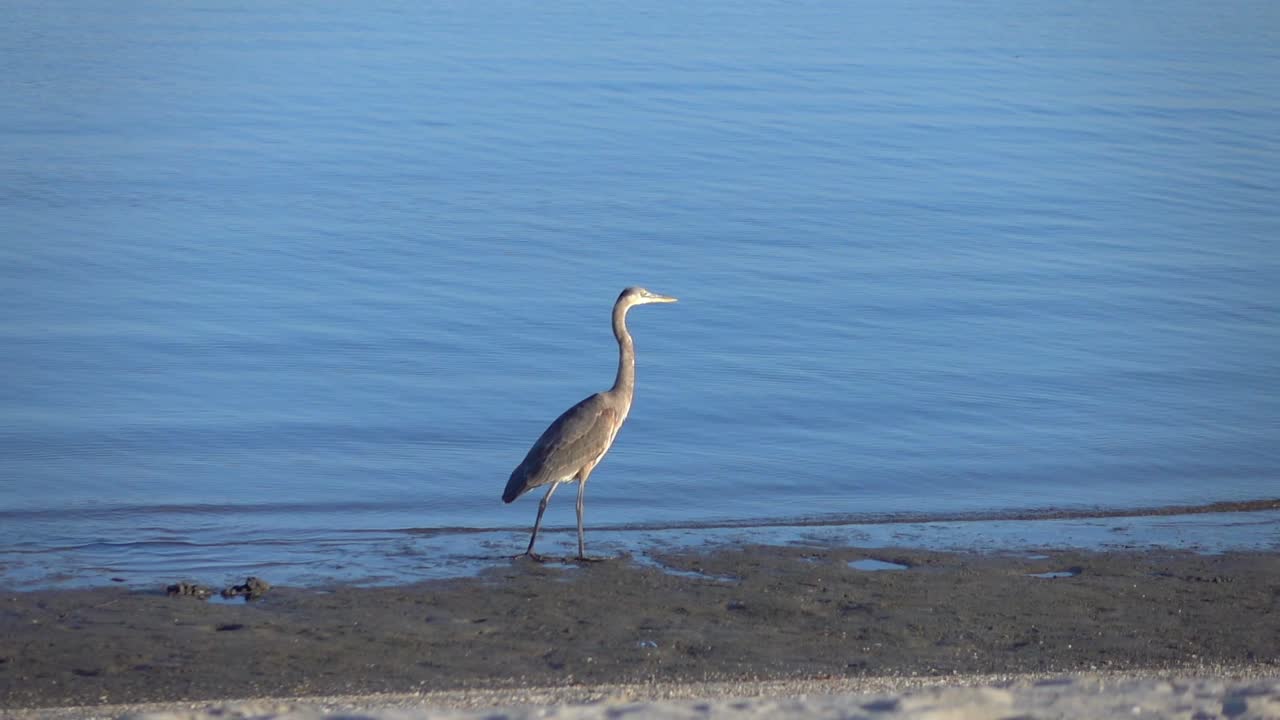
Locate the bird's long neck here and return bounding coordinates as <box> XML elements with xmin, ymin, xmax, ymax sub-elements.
<box><xmin>610</xmin><ymin>300</ymin><xmax>636</xmax><ymax>398</ymax></box>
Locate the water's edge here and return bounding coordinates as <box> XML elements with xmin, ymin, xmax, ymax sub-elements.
<box><xmin>2</xmin><ymin>499</ymin><xmax>1276</xmax><ymax>593</ymax></box>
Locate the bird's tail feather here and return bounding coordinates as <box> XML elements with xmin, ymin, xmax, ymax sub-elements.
<box><xmin>502</xmin><ymin>471</ymin><xmax>529</xmax><ymax>503</ymax></box>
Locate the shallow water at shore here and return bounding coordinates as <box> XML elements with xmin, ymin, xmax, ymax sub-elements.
<box><xmin>3</xmin><ymin>502</ymin><xmax>1275</xmax><ymax>590</ymax></box>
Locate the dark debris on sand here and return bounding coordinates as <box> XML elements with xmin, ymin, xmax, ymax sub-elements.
<box><xmin>165</xmin><ymin>581</ymin><xmax>213</xmax><ymax>600</ymax></box>
<box><xmin>165</xmin><ymin>576</ymin><xmax>271</xmax><ymax>601</ymax></box>
<box><xmin>220</xmin><ymin>576</ymin><xmax>271</xmax><ymax>600</ymax></box>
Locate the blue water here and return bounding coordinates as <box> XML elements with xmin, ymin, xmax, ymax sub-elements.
<box><xmin>2</xmin><ymin>1</ymin><xmax>1278</xmax><ymax>589</ymax></box>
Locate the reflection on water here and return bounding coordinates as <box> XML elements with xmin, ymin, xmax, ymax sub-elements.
<box><xmin>849</xmin><ymin>559</ymin><xmax>910</xmax><ymax>572</ymax></box>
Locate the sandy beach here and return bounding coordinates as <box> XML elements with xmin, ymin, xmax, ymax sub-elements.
<box><xmin>3</xmin><ymin>543</ymin><xmax>1278</xmax><ymax>716</ymax></box>
<box><xmin>5</xmin><ymin>674</ymin><xmax>1279</xmax><ymax>719</ymax></box>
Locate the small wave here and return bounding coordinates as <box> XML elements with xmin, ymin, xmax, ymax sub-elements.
<box><xmin>400</xmin><ymin>498</ymin><xmax>1279</xmax><ymax>537</ymax></box>
<box><xmin>3</xmin><ymin>498</ymin><xmax>1274</xmax><ymax>538</ymax></box>
<box><xmin>0</xmin><ymin>499</ymin><xmax>414</xmax><ymax>521</ymax></box>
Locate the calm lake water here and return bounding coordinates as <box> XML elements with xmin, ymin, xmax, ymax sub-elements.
<box><xmin>2</xmin><ymin>1</ymin><xmax>1278</xmax><ymax>588</ymax></box>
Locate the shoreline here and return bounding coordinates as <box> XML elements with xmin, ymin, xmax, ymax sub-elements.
<box><xmin>5</xmin><ymin>501</ymin><xmax>1278</xmax><ymax>593</ymax></box>
<box><xmin>3</xmin><ymin>544</ymin><xmax>1278</xmax><ymax>712</ymax></box>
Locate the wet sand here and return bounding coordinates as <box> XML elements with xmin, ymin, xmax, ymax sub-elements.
<box><xmin>3</xmin><ymin>545</ymin><xmax>1278</xmax><ymax>710</ymax></box>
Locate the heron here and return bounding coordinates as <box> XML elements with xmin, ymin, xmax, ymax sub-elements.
<box><xmin>503</xmin><ymin>286</ymin><xmax>678</xmax><ymax>561</ymax></box>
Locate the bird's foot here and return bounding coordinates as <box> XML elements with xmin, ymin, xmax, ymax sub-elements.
<box><xmin>574</xmin><ymin>554</ymin><xmax>607</xmax><ymax>563</ymax></box>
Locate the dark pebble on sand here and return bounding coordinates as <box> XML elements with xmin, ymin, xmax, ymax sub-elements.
<box><xmin>221</xmin><ymin>576</ymin><xmax>271</xmax><ymax>600</ymax></box>
<box><xmin>166</xmin><ymin>581</ymin><xmax>213</xmax><ymax>599</ymax></box>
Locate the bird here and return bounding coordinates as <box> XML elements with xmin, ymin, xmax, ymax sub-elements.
<box><xmin>503</xmin><ymin>286</ymin><xmax>678</xmax><ymax>561</ymax></box>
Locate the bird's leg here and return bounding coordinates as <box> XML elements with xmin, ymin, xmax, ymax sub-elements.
<box><xmin>572</xmin><ymin>472</ymin><xmax>604</xmax><ymax>562</ymax></box>
<box><xmin>575</xmin><ymin>478</ymin><xmax>587</xmax><ymax>560</ymax></box>
<box><xmin>522</xmin><ymin>483</ymin><xmax>559</xmax><ymax>562</ymax></box>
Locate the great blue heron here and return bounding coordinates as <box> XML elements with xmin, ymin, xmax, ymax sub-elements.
<box><xmin>503</xmin><ymin>286</ymin><xmax>678</xmax><ymax>561</ymax></box>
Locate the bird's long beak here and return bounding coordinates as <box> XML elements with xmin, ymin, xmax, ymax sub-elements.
<box><xmin>645</xmin><ymin>291</ymin><xmax>678</xmax><ymax>303</ymax></box>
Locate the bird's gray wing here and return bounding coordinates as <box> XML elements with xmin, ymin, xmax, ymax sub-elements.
<box><xmin>504</xmin><ymin>393</ymin><xmax>619</xmax><ymax>502</ymax></box>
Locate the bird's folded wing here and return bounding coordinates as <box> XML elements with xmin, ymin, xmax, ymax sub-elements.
<box><xmin>507</xmin><ymin>394</ymin><xmax>619</xmax><ymax>496</ymax></box>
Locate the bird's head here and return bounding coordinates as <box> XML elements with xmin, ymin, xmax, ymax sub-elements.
<box><xmin>618</xmin><ymin>286</ymin><xmax>678</xmax><ymax>307</ymax></box>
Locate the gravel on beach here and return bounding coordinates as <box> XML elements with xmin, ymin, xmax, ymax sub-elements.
<box><xmin>9</xmin><ymin>674</ymin><xmax>1280</xmax><ymax>720</ymax></box>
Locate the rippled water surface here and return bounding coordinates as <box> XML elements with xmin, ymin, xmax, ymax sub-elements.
<box><xmin>2</xmin><ymin>0</ymin><xmax>1278</xmax><ymax>588</ymax></box>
